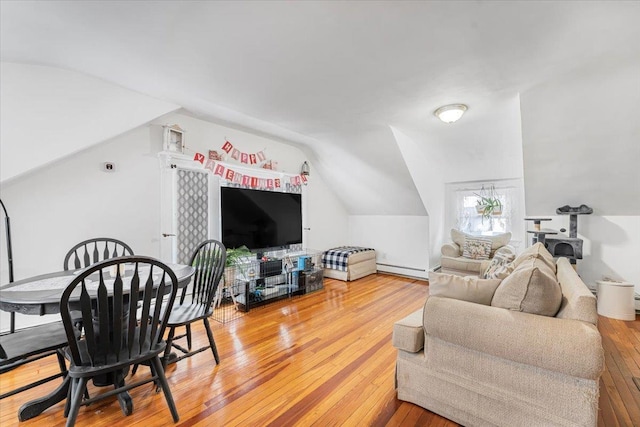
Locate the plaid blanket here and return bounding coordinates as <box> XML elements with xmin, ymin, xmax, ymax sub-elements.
<box><xmin>322</xmin><ymin>246</ymin><xmax>375</xmax><ymax>272</ymax></box>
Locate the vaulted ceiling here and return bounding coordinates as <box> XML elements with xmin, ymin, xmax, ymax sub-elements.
<box><xmin>1</xmin><ymin>1</ymin><xmax>639</xmax><ymax>215</ymax></box>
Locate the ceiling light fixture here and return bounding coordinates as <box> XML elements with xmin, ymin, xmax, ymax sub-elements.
<box><xmin>434</xmin><ymin>104</ymin><xmax>468</xmax><ymax>124</ymax></box>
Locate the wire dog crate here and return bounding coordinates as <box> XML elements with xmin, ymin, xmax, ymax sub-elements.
<box><xmin>210</xmin><ymin>250</ymin><xmax>323</xmax><ymax>324</ymax></box>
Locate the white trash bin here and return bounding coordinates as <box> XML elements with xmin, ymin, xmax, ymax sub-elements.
<box><xmin>596</xmin><ymin>280</ymin><xmax>636</xmax><ymax>321</ymax></box>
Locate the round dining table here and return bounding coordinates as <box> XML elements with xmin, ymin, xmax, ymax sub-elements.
<box><xmin>0</xmin><ymin>262</ymin><xmax>195</xmax><ymax>421</ymax></box>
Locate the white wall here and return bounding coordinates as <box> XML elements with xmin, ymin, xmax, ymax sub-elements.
<box><xmin>533</xmin><ymin>216</ymin><xmax>640</xmax><ymax>294</ymax></box>
<box><xmin>0</xmin><ymin>62</ymin><xmax>179</xmax><ymax>183</ymax></box>
<box><xmin>0</xmin><ymin>125</ymin><xmax>163</xmax><ymax>331</ymax></box>
<box><xmin>520</xmin><ymin>58</ymin><xmax>640</xmax><ymax>294</ymax></box>
<box><xmin>520</xmin><ymin>58</ymin><xmax>640</xmax><ymax>216</ymax></box>
<box><xmin>349</xmin><ymin>215</ymin><xmax>429</xmax><ymax>279</ymax></box>
<box><xmin>390</xmin><ymin>94</ymin><xmax>526</xmax><ymax>271</ymax></box>
<box><xmin>150</xmin><ymin>112</ymin><xmax>349</xmax><ymax>253</ymax></box>
<box><xmin>0</xmin><ymin>112</ymin><xmax>348</xmax><ymax>332</ymax></box>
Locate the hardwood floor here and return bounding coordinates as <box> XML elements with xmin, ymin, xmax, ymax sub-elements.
<box><xmin>1</xmin><ymin>274</ymin><xmax>638</xmax><ymax>426</ymax></box>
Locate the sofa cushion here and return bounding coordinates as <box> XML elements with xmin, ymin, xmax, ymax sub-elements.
<box><xmin>491</xmin><ymin>259</ymin><xmax>562</xmax><ymax>317</ymax></box>
<box><xmin>392</xmin><ymin>309</ymin><xmax>424</xmax><ymax>353</ymax></box>
<box><xmin>451</xmin><ymin>229</ymin><xmax>512</xmax><ymax>252</ymax></box>
<box><xmin>482</xmin><ymin>251</ymin><xmax>516</xmax><ymax>279</ymax></box>
<box><xmin>513</xmin><ymin>242</ymin><xmax>556</xmax><ymax>272</ymax></box>
<box><xmin>423</xmin><ymin>296</ymin><xmax>604</xmax><ymax>380</ymax></box>
<box><xmin>462</xmin><ymin>237</ymin><xmax>492</xmax><ymax>260</ymax></box>
<box><xmin>429</xmin><ymin>272</ymin><xmax>502</xmax><ymax>306</ymax></box>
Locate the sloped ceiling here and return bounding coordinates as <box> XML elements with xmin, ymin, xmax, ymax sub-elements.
<box><xmin>0</xmin><ymin>63</ymin><xmax>179</xmax><ymax>182</ymax></box>
<box><xmin>1</xmin><ymin>1</ymin><xmax>639</xmax><ymax>215</ymax></box>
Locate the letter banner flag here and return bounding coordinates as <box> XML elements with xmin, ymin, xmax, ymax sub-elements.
<box><xmin>257</xmin><ymin>151</ymin><xmax>266</xmax><ymax>162</ymax></box>
<box><xmin>249</xmin><ymin>154</ymin><xmax>257</xmax><ymax>164</ymax></box>
<box><xmin>300</xmin><ymin>174</ymin><xmax>308</xmax><ymax>184</ymax></box>
<box><xmin>204</xmin><ymin>159</ymin><xmax>216</xmax><ymax>172</ymax></box>
<box><xmin>214</xmin><ymin>163</ymin><xmax>225</xmax><ymax>176</ymax></box>
<box><xmin>242</xmin><ymin>175</ymin><xmax>251</xmax><ymax>186</ymax></box>
<box><xmin>194</xmin><ymin>152</ymin><xmax>205</xmax><ymax>164</ymax></box>
<box><xmin>231</xmin><ymin>148</ymin><xmax>240</xmax><ymax>160</ymax></box>
<box><xmin>222</xmin><ymin>141</ymin><xmax>233</xmax><ymax>153</ymax></box>
<box><xmin>294</xmin><ymin>175</ymin><xmax>302</xmax><ymax>186</ymax></box>
<box><xmin>250</xmin><ymin>177</ymin><xmax>259</xmax><ymax>187</ymax></box>
<box><xmin>275</xmin><ymin>178</ymin><xmax>281</xmax><ymax>188</ymax></box>
<box><xmin>225</xmin><ymin>169</ymin><xmax>235</xmax><ymax>181</ymax></box>
<box><xmin>233</xmin><ymin>172</ymin><xmax>243</xmax><ymax>184</ymax></box>
<box><xmin>241</xmin><ymin>153</ymin><xmax>249</xmax><ymax>164</ymax></box>
<box><xmin>267</xmin><ymin>179</ymin><xmax>274</xmax><ymax>188</ymax></box>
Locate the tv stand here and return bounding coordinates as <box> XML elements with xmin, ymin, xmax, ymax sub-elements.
<box><xmin>228</xmin><ymin>249</ymin><xmax>323</xmax><ymax>312</ymax></box>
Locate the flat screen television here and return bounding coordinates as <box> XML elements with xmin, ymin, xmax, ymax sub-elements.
<box><xmin>220</xmin><ymin>187</ymin><xmax>303</xmax><ymax>252</ymax></box>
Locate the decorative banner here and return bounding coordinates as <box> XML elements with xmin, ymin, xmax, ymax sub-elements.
<box><xmin>209</xmin><ymin>150</ymin><xmax>223</xmax><ymax>161</ymax></box>
<box><xmin>219</xmin><ymin>140</ymin><xmax>269</xmax><ymax>168</ymax></box>
<box><xmin>194</xmin><ymin>152</ymin><xmax>205</xmax><ymax>164</ymax></box>
<box><xmin>191</xmin><ymin>155</ymin><xmax>306</xmax><ymax>192</ymax></box>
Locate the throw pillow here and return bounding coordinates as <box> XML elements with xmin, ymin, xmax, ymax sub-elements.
<box><xmin>429</xmin><ymin>272</ymin><xmax>502</xmax><ymax>306</ymax></box>
<box><xmin>451</xmin><ymin>229</ymin><xmax>512</xmax><ymax>252</ymax></box>
<box><xmin>482</xmin><ymin>252</ymin><xmax>516</xmax><ymax>279</ymax></box>
<box><xmin>491</xmin><ymin>262</ymin><xmax>562</xmax><ymax>317</ymax></box>
<box><xmin>462</xmin><ymin>237</ymin><xmax>492</xmax><ymax>260</ymax></box>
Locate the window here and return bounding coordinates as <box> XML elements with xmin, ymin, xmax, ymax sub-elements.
<box><xmin>454</xmin><ymin>185</ymin><xmax>514</xmax><ymax>236</ymax></box>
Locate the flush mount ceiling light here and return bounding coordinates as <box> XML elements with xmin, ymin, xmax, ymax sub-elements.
<box><xmin>434</xmin><ymin>104</ymin><xmax>468</xmax><ymax>123</ymax></box>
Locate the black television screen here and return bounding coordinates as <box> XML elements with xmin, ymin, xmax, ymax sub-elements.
<box><xmin>221</xmin><ymin>187</ymin><xmax>303</xmax><ymax>251</ymax></box>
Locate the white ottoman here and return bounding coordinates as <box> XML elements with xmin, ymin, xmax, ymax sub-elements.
<box><xmin>597</xmin><ymin>280</ymin><xmax>636</xmax><ymax>321</ymax></box>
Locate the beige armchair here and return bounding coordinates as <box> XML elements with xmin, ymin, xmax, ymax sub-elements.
<box><xmin>440</xmin><ymin>229</ymin><xmax>514</xmax><ymax>276</ymax></box>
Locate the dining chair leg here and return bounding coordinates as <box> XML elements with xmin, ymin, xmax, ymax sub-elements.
<box><xmin>163</xmin><ymin>327</ymin><xmax>176</xmax><ymax>369</ymax></box>
<box><xmin>203</xmin><ymin>317</ymin><xmax>220</xmax><ymax>364</ymax></box>
<box><xmin>64</xmin><ymin>381</ymin><xmax>72</xmax><ymax>417</ymax></box>
<box><xmin>186</xmin><ymin>324</ymin><xmax>192</xmax><ymax>350</ymax></box>
<box><xmin>151</xmin><ymin>356</ymin><xmax>179</xmax><ymax>422</ymax></box>
<box><xmin>65</xmin><ymin>377</ymin><xmax>87</xmax><ymax>427</ymax></box>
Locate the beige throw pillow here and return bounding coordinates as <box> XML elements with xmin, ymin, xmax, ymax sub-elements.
<box><xmin>482</xmin><ymin>252</ymin><xmax>516</xmax><ymax>279</ymax></box>
<box><xmin>451</xmin><ymin>229</ymin><xmax>512</xmax><ymax>252</ymax></box>
<box><xmin>491</xmin><ymin>262</ymin><xmax>562</xmax><ymax>317</ymax></box>
<box><xmin>462</xmin><ymin>237</ymin><xmax>492</xmax><ymax>260</ymax></box>
<box><xmin>429</xmin><ymin>272</ymin><xmax>502</xmax><ymax>306</ymax></box>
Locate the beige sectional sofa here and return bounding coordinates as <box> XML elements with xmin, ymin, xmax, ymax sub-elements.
<box><xmin>393</xmin><ymin>244</ymin><xmax>604</xmax><ymax>426</ymax></box>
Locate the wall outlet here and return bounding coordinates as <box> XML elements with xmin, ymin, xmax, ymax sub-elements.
<box><xmin>103</xmin><ymin>162</ymin><xmax>116</xmax><ymax>172</ymax></box>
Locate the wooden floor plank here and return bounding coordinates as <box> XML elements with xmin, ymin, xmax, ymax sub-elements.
<box><xmin>0</xmin><ymin>274</ymin><xmax>637</xmax><ymax>427</ymax></box>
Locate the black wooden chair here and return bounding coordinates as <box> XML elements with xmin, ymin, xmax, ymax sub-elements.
<box><xmin>63</xmin><ymin>238</ymin><xmax>134</xmax><ymax>271</ymax></box>
<box><xmin>163</xmin><ymin>239</ymin><xmax>226</xmax><ymax>366</ymax></box>
<box><xmin>59</xmin><ymin>256</ymin><xmax>180</xmax><ymax>426</ymax></box>
<box><xmin>0</xmin><ymin>322</ymin><xmax>70</xmax><ymax>407</ymax></box>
